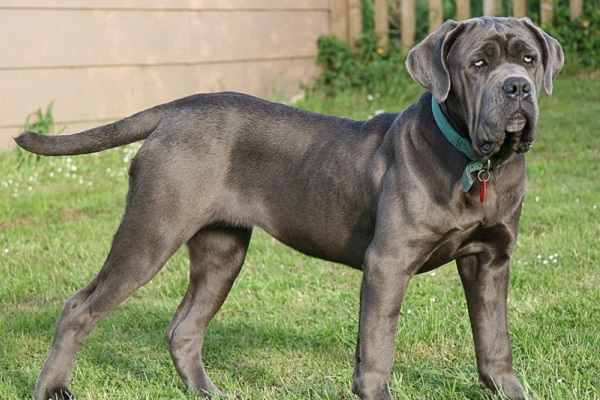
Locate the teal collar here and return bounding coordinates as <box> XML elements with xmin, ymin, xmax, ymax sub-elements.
<box><xmin>431</xmin><ymin>96</ymin><xmax>506</xmax><ymax>192</ymax></box>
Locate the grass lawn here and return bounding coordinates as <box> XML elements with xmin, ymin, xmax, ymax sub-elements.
<box><xmin>1</xmin><ymin>74</ymin><xmax>598</xmax><ymax>400</ymax></box>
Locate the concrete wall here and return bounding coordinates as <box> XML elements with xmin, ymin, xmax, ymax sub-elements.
<box><xmin>0</xmin><ymin>0</ymin><xmax>330</xmax><ymax>148</ymax></box>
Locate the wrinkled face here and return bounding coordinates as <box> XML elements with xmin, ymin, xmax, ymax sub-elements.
<box><xmin>406</xmin><ymin>17</ymin><xmax>564</xmax><ymax>162</ymax></box>
<box><xmin>446</xmin><ymin>22</ymin><xmax>545</xmax><ymax>159</ymax></box>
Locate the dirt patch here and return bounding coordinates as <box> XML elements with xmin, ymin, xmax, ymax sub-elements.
<box><xmin>0</xmin><ymin>218</ymin><xmax>36</xmax><ymax>231</ymax></box>
<box><xmin>60</xmin><ymin>208</ymin><xmax>87</xmax><ymax>223</ymax></box>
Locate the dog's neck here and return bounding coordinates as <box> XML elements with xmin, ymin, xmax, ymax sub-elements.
<box><xmin>439</xmin><ymin>100</ymin><xmax>470</xmax><ymax>140</ymax></box>
<box><xmin>431</xmin><ymin>95</ymin><xmax>507</xmax><ymax>194</ymax></box>
<box><xmin>431</xmin><ymin>97</ymin><xmax>477</xmax><ymax>160</ymax></box>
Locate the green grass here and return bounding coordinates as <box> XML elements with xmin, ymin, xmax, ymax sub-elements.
<box><xmin>1</xmin><ymin>75</ymin><xmax>599</xmax><ymax>399</ymax></box>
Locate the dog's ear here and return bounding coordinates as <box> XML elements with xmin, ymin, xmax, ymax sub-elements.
<box><xmin>521</xmin><ymin>18</ymin><xmax>564</xmax><ymax>96</ymax></box>
<box><xmin>406</xmin><ymin>20</ymin><xmax>466</xmax><ymax>102</ymax></box>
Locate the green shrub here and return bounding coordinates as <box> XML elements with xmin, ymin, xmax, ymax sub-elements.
<box><xmin>311</xmin><ymin>32</ymin><xmax>411</xmax><ymax>97</ymax></box>
<box><xmin>545</xmin><ymin>1</ymin><xmax>600</xmax><ymax>71</ymax></box>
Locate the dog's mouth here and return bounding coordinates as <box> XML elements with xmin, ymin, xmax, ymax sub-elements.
<box><xmin>506</xmin><ymin>111</ymin><xmax>536</xmax><ymax>154</ymax></box>
<box><xmin>475</xmin><ymin>111</ymin><xmax>535</xmax><ymax>160</ymax></box>
<box><xmin>505</xmin><ymin>112</ymin><xmax>527</xmax><ymax>133</ymax></box>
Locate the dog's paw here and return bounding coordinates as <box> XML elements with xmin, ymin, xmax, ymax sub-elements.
<box><xmin>46</xmin><ymin>386</ymin><xmax>74</xmax><ymax>400</ymax></box>
<box><xmin>479</xmin><ymin>372</ymin><xmax>529</xmax><ymax>400</ymax></box>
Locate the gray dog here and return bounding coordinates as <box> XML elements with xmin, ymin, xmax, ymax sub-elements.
<box><xmin>16</xmin><ymin>17</ymin><xmax>562</xmax><ymax>400</ymax></box>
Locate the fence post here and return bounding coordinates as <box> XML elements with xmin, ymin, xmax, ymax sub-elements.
<box><xmin>541</xmin><ymin>0</ymin><xmax>553</xmax><ymax>25</ymax></box>
<box><xmin>429</xmin><ymin>0</ymin><xmax>444</xmax><ymax>32</ymax></box>
<box><xmin>456</xmin><ymin>0</ymin><xmax>470</xmax><ymax>20</ymax></box>
<box><xmin>348</xmin><ymin>0</ymin><xmax>362</xmax><ymax>48</ymax></box>
<box><xmin>401</xmin><ymin>0</ymin><xmax>416</xmax><ymax>49</ymax></box>
<box><xmin>513</xmin><ymin>0</ymin><xmax>527</xmax><ymax>18</ymax></box>
<box><xmin>374</xmin><ymin>0</ymin><xmax>389</xmax><ymax>49</ymax></box>
<box><xmin>570</xmin><ymin>0</ymin><xmax>583</xmax><ymax>20</ymax></box>
<box><xmin>331</xmin><ymin>0</ymin><xmax>349</xmax><ymax>43</ymax></box>
<box><xmin>483</xmin><ymin>0</ymin><xmax>498</xmax><ymax>15</ymax></box>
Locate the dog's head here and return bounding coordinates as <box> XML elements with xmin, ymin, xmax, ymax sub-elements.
<box><xmin>406</xmin><ymin>17</ymin><xmax>564</xmax><ymax>160</ymax></box>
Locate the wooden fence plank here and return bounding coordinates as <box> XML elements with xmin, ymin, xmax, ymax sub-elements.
<box><xmin>456</xmin><ymin>0</ymin><xmax>470</xmax><ymax>20</ymax></box>
<box><xmin>570</xmin><ymin>0</ymin><xmax>583</xmax><ymax>20</ymax></box>
<box><xmin>331</xmin><ymin>0</ymin><xmax>348</xmax><ymax>42</ymax></box>
<box><xmin>513</xmin><ymin>0</ymin><xmax>527</xmax><ymax>18</ymax></box>
<box><xmin>483</xmin><ymin>0</ymin><xmax>498</xmax><ymax>16</ymax></box>
<box><xmin>348</xmin><ymin>0</ymin><xmax>362</xmax><ymax>47</ymax></box>
<box><xmin>401</xmin><ymin>0</ymin><xmax>416</xmax><ymax>49</ymax></box>
<box><xmin>429</xmin><ymin>0</ymin><xmax>444</xmax><ymax>32</ymax></box>
<box><xmin>541</xmin><ymin>0</ymin><xmax>553</xmax><ymax>25</ymax></box>
<box><xmin>374</xmin><ymin>0</ymin><xmax>389</xmax><ymax>48</ymax></box>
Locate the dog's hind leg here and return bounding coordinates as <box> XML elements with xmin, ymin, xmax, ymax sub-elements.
<box><xmin>165</xmin><ymin>227</ymin><xmax>252</xmax><ymax>398</ymax></box>
<box><xmin>34</xmin><ymin>202</ymin><xmax>200</xmax><ymax>400</ymax></box>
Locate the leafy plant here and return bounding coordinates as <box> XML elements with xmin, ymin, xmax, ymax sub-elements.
<box><xmin>311</xmin><ymin>32</ymin><xmax>410</xmax><ymax>97</ymax></box>
<box><xmin>545</xmin><ymin>1</ymin><xmax>600</xmax><ymax>71</ymax></box>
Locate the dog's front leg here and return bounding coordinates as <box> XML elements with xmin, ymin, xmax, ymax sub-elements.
<box><xmin>352</xmin><ymin>245</ymin><xmax>413</xmax><ymax>400</ymax></box>
<box><xmin>457</xmin><ymin>253</ymin><xmax>529</xmax><ymax>400</ymax></box>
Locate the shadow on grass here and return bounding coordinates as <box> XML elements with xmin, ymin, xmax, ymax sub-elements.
<box><xmin>395</xmin><ymin>366</ymin><xmax>494</xmax><ymax>399</ymax></box>
<box><xmin>7</xmin><ymin>305</ymin><xmax>496</xmax><ymax>399</ymax></box>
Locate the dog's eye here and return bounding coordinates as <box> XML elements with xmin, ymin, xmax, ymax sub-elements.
<box><xmin>474</xmin><ymin>60</ymin><xmax>486</xmax><ymax>70</ymax></box>
<box><xmin>523</xmin><ymin>55</ymin><xmax>534</xmax><ymax>64</ymax></box>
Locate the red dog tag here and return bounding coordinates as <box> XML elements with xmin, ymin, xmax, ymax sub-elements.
<box><xmin>479</xmin><ymin>179</ymin><xmax>487</xmax><ymax>203</ymax></box>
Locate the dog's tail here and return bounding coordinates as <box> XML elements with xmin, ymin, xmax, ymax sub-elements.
<box><xmin>14</xmin><ymin>106</ymin><xmax>164</xmax><ymax>156</ymax></box>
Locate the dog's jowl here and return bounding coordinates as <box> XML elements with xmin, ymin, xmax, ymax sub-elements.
<box><xmin>17</xmin><ymin>17</ymin><xmax>562</xmax><ymax>400</ymax></box>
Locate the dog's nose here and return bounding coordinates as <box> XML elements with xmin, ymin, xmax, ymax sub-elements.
<box><xmin>502</xmin><ymin>76</ymin><xmax>531</xmax><ymax>98</ymax></box>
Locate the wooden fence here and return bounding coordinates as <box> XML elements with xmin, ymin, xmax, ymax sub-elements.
<box><xmin>0</xmin><ymin>0</ymin><xmax>330</xmax><ymax>149</ymax></box>
<box><xmin>331</xmin><ymin>0</ymin><xmax>587</xmax><ymax>48</ymax></box>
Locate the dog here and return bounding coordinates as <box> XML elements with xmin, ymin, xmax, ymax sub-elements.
<box><xmin>16</xmin><ymin>17</ymin><xmax>563</xmax><ymax>400</ymax></box>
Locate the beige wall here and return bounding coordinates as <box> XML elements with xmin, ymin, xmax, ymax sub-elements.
<box><xmin>0</xmin><ymin>0</ymin><xmax>330</xmax><ymax>148</ymax></box>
